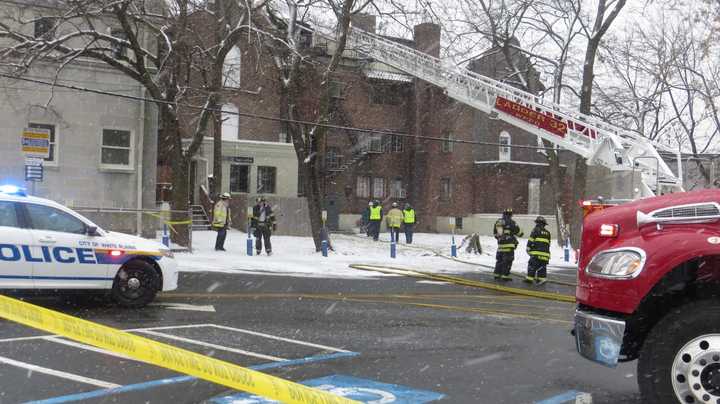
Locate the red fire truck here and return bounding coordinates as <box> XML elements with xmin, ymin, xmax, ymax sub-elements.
<box><xmin>574</xmin><ymin>189</ymin><xmax>720</xmax><ymax>403</ymax></box>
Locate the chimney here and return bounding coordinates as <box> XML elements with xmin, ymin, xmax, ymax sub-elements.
<box><xmin>351</xmin><ymin>13</ymin><xmax>376</xmax><ymax>33</ymax></box>
<box><xmin>413</xmin><ymin>23</ymin><xmax>441</xmax><ymax>58</ymax></box>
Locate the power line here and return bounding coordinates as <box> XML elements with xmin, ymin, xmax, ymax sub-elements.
<box><xmin>0</xmin><ymin>72</ymin><xmax>559</xmax><ymax>151</ymax></box>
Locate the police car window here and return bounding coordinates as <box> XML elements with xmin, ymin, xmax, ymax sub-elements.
<box><xmin>25</xmin><ymin>204</ymin><xmax>86</xmax><ymax>234</ymax></box>
<box><xmin>0</xmin><ymin>201</ymin><xmax>19</xmax><ymax>228</ymax></box>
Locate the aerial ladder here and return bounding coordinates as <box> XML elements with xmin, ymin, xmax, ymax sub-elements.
<box><xmin>344</xmin><ymin>27</ymin><xmax>683</xmax><ymax>198</ymax></box>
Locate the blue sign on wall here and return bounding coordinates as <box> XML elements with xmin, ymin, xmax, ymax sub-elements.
<box><xmin>211</xmin><ymin>374</ymin><xmax>445</xmax><ymax>404</ymax></box>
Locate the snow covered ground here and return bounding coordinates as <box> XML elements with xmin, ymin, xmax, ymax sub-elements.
<box><xmin>175</xmin><ymin>230</ymin><xmax>577</xmax><ymax>279</ymax></box>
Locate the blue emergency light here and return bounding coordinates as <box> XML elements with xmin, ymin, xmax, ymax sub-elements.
<box><xmin>0</xmin><ymin>185</ymin><xmax>27</xmax><ymax>196</ymax></box>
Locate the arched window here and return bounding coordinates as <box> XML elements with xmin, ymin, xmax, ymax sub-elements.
<box><xmin>499</xmin><ymin>131</ymin><xmax>511</xmax><ymax>161</ymax></box>
<box><xmin>221</xmin><ymin>103</ymin><xmax>239</xmax><ymax>141</ymax></box>
<box><xmin>222</xmin><ymin>46</ymin><xmax>241</xmax><ymax>88</ymax></box>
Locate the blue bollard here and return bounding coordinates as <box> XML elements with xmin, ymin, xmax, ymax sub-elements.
<box><xmin>321</xmin><ymin>239</ymin><xmax>328</xmax><ymax>257</ymax></box>
<box><xmin>564</xmin><ymin>238</ymin><xmax>570</xmax><ymax>262</ymax></box>
<box><xmin>390</xmin><ymin>241</ymin><xmax>396</xmax><ymax>258</ymax></box>
<box><xmin>161</xmin><ymin>224</ymin><xmax>169</xmax><ymax>247</ymax></box>
<box><xmin>246</xmin><ymin>225</ymin><xmax>253</xmax><ymax>256</ymax></box>
<box><xmin>451</xmin><ymin>235</ymin><xmax>457</xmax><ymax>257</ymax></box>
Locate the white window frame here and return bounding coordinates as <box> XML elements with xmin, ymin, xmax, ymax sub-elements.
<box><xmin>356</xmin><ymin>176</ymin><xmax>370</xmax><ymax>198</ymax></box>
<box><xmin>441</xmin><ymin>178</ymin><xmax>451</xmax><ymax>201</ymax></box>
<box><xmin>100</xmin><ymin>128</ymin><xmax>134</xmax><ymax>170</ymax></box>
<box><xmin>390</xmin><ymin>178</ymin><xmax>405</xmax><ymax>198</ymax></box>
<box><xmin>257</xmin><ymin>166</ymin><xmax>277</xmax><ymax>194</ymax></box>
<box><xmin>499</xmin><ymin>131</ymin><xmax>511</xmax><ymax>161</ymax></box>
<box><xmin>223</xmin><ymin>46</ymin><xmax>242</xmax><ymax>88</ymax></box>
<box><xmin>229</xmin><ymin>163</ymin><xmax>250</xmax><ymax>193</ymax></box>
<box><xmin>372</xmin><ymin>177</ymin><xmax>385</xmax><ymax>199</ymax></box>
<box><xmin>221</xmin><ymin>103</ymin><xmax>239</xmax><ymax>140</ymax></box>
<box><xmin>442</xmin><ymin>133</ymin><xmax>453</xmax><ymax>153</ymax></box>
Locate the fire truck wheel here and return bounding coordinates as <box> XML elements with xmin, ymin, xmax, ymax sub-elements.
<box><xmin>638</xmin><ymin>300</ymin><xmax>720</xmax><ymax>404</ymax></box>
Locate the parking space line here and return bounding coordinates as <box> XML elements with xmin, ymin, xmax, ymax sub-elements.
<box><xmin>535</xmin><ymin>390</ymin><xmax>583</xmax><ymax>404</ymax></box>
<box><xmin>26</xmin><ymin>351</ymin><xmax>360</xmax><ymax>404</ymax></box>
<box><xmin>0</xmin><ymin>354</ymin><xmax>121</xmax><ymax>389</ymax></box>
<box><xmin>207</xmin><ymin>324</ymin><xmax>352</xmax><ymax>353</ymax></box>
<box><xmin>46</xmin><ymin>337</ymin><xmax>135</xmax><ymax>362</ymax></box>
<box><xmin>135</xmin><ymin>329</ymin><xmax>286</xmax><ymax>361</ymax></box>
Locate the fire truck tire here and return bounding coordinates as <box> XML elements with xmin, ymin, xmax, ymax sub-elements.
<box><xmin>637</xmin><ymin>300</ymin><xmax>720</xmax><ymax>404</ymax></box>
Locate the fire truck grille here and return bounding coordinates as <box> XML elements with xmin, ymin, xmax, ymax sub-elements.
<box><xmin>652</xmin><ymin>204</ymin><xmax>720</xmax><ymax>219</ymax></box>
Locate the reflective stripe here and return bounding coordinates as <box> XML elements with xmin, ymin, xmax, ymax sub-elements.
<box><xmin>534</xmin><ymin>237</ymin><xmax>550</xmax><ymax>244</ymax></box>
<box><xmin>530</xmin><ymin>251</ymin><xmax>551</xmax><ymax>258</ymax></box>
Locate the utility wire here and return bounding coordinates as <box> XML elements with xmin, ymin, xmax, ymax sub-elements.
<box><xmin>0</xmin><ymin>72</ymin><xmax>560</xmax><ymax>151</ymax></box>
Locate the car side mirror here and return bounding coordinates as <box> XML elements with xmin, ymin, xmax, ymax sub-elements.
<box><xmin>86</xmin><ymin>225</ymin><xmax>99</xmax><ymax>236</ymax></box>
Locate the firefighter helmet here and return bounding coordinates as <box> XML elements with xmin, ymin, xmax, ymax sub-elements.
<box><xmin>503</xmin><ymin>208</ymin><xmax>513</xmax><ymax>216</ymax></box>
<box><xmin>535</xmin><ymin>216</ymin><xmax>547</xmax><ymax>225</ymax></box>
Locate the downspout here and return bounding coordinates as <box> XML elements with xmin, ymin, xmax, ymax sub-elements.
<box><xmin>136</xmin><ymin>86</ymin><xmax>146</xmax><ymax>235</ymax></box>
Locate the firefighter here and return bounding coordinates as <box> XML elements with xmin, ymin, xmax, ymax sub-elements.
<box><xmin>493</xmin><ymin>208</ymin><xmax>523</xmax><ymax>281</ymax></box>
<box><xmin>368</xmin><ymin>200</ymin><xmax>383</xmax><ymax>241</ymax></box>
<box><xmin>212</xmin><ymin>193</ymin><xmax>231</xmax><ymax>251</ymax></box>
<box><xmin>251</xmin><ymin>196</ymin><xmax>276</xmax><ymax>255</ymax></box>
<box><xmin>403</xmin><ymin>203</ymin><xmax>416</xmax><ymax>244</ymax></box>
<box><xmin>525</xmin><ymin>216</ymin><xmax>551</xmax><ymax>285</ymax></box>
<box><xmin>386</xmin><ymin>202</ymin><xmax>403</xmax><ymax>243</ymax></box>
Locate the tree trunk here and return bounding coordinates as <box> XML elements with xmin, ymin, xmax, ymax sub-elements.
<box><xmin>212</xmin><ymin>106</ymin><xmax>222</xmax><ymax>198</ymax></box>
<box><xmin>303</xmin><ymin>162</ymin><xmax>325</xmax><ymax>251</ymax></box>
<box><xmin>545</xmin><ymin>146</ymin><xmax>567</xmax><ymax>246</ymax></box>
<box><xmin>170</xmin><ymin>155</ymin><xmax>191</xmax><ymax>247</ymax></box>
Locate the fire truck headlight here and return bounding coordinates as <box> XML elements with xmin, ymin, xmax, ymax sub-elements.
<box><xmin>586</xmin><ymin>248</ymin><xmax>645</xmax><ymax>279</ymax></box>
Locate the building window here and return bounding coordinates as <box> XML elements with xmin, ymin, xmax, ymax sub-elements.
<box><xmin>257</xmin><ymin>166</ymin><xmax>276</xmax><ymax>194</ymax></box>
<box><xmin>372</xmin><ymin>177</ymin><xmax>385</xmax><ymax>199</ymax></box>
<box><xmin>442</xmin><ymin>133</ymin><xmax>453</xmax><ymax>153</ymax></box>
<box><xmin>356</xmin><ymin>175</ymin><xmax>370</xmax><ymax>198</ymax></box>
<box><xmin>329</xmin><ymin>81</ymin><xmax>346</xmax><ymax>99</ymax></box>
<box><xmin>390</xmin><ymin>178</ymin><xmax>405</xmax><ymax>198</ymax></box>
<box><xmin>440</xmin><ymin>178</ymin><xmax>451</xmax><ymax>201</ymax></box>
<box><xmin>101</xmin><ymin>129</ymin><xmax>133</xmax><ymax>168</ymax></box>
<box><xmin>499</xmin><ymin>131</ymin><xmax>511</xmax><ymax>161</ymax></box>
<box><xmin>28</xmin><ymin>123</ymin><xmax>56</xmax><ymax>165</ymax></box>
<box><xmin>34</xmin><ymin>17</ymin><xmax>56</xmax><ymax>39</ymax></box>
<box><xmin>111</xmin><ymin>30</ymin><xmax>128</xmax><ymax>58</ymax></box>
<box><xmin>359</xmin><ymin>133</ymin><xmax>383</xmax><ymax>153</ymax></box>
<box><xmin>326</xmin><ymin>147</ymin><xmax>342</xmax><ymax>170</ymax></box>
<box><xmin>369</xmin><ymin>84</ymin><xmax>402</xmax><ymax>105</ymax></box>
<box><xmin>229</xmin><ymin>164</ymin><xmax>249</xmax><ymax>193</ymax></box>
<box><xmin>455</xmin><ymin>217</ymin><xmax>463</xmax><ymax>230</ymax></box>
<box><xmin>222</xmin><ymin>46</ymin><xmax>242</xmax><ymax>88</ymax></box>
<box><xmin>221</xmin><ymin>103</ymin><xmax>239</xmax><ymax>140</ymax></box>
<box><xmin>392</xmin><ymin>135</ymin><xmax>404</xmax><ymax>152</ymax></box>
<box><xmin>382</xmin><ymin>134</ymin><xmax>403</xmax><ymax>153</ymax></box>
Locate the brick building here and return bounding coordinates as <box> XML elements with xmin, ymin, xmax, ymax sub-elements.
<box><xmin>177</xmin><ymin>12</ymin><xmax>571</xmax><ymax>236</ymax></box>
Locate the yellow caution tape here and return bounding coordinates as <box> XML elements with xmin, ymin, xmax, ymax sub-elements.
<box><xmin>350</xmin><ymin>264</ymin><xmax>576</xmax><ymax>304</ymax></box>
<box><xmin>0</xmin><ymin>295</ymin><xmax>358</xmax><ymax>404</ymax></box>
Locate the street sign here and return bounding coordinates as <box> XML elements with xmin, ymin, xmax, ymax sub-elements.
<box><xmin>25</xmin><ymin>164</ymin><xmax>43</xmax><ymax>182</ymax></box>
<box><xmin>21</xmin><ymin>128</ymin><xmax>50</xmax><ymax>158</ymax></box>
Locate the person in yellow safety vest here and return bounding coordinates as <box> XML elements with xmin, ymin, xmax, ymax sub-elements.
<box><xmin>368</xmin><ymin>200</ymin><xmax>383</xmax><ymax>241</ymax></box>
<box><xmin>525</xmin><ymin>216</ymin><xmax>551</xmax><ymax>285</ymax></box>
<box><xmin>386</xmin><ymin>202</ymin><xmax>404</xmax><ymax>243</ymax></box>
<box><xmin>212</xmin><ymin>193</ymin><xmax>232</xmax><ymax>251</ymax></box>
<box><xmin>402</xmin><ymin>203</ymin><xmax>416</xmax><ymax>244</ymax></box>
<box><xmin>493</xmin><ymin>208</ymin><xmax>523</xmax><ymax>281</ymax></box>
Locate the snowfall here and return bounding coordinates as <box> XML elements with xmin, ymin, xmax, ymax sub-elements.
<box><xmin>175</xmin><ymin>230</ymin><xmax>577</xmax><ymax>279</ymax></box>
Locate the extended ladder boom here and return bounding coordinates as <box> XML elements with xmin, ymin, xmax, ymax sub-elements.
<box><xmin>345</xmin><ymin>27</ymin><xmax>682</xmax><ymax>196</ymax></box>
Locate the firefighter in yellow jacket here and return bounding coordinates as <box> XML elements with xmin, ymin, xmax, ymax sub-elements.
<box><xmin>212</xmin><ymin>193</ymin><xmax>231</xmax><ymax>251</ymax></box>
<box><xmin>386</xmin><ymin>202</ymin><xmax>404</xmax><ymax>243</ymax></box>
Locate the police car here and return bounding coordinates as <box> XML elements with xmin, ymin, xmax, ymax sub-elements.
<box><xmin>0</xmin><ymin>185</ymin><xmax>178</xmax><ymax>308</ymax></box>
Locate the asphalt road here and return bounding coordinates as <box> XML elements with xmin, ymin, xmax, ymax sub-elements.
<box><xmin>0</xmin><ymin>270</ymin><xmax>641</xmax><ymax>404</ymax></box>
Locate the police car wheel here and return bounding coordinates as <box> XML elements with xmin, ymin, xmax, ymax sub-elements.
<box><xmin>638</xmin><ymin>300</ymin><xmax>720</xmax><ymax>404</ymax></box>
<box><xmin>111</xmin><ymin>260</ymin><xmax>159</xmax><ymax>308</ymax></box>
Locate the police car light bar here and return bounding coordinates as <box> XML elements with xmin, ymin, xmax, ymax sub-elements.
<box><xmin>0</xmin><ymin>185</ymin><xmax>26</xmax><ymax>196</ymax></box>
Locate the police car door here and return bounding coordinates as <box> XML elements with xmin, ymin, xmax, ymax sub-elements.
<box><xmin>23</xmin><ymin>203</ymin><xmax>109</xmax><ymax>289</ymax></box>
<box><xmin>0</xmin><ymin>201</ymin><xmax>35</xmax><ymax>288</ymax></box>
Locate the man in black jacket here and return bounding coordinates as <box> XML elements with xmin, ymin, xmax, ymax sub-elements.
<box><xmin>525</xmin><ymin>216</ymin><xmax>551</xmax><ymax>285</ymax></box>
<box><xmin>251</xmin><ymin>196</ymin><xmax>276</xmax><ymax>255</ymax></box>
<box><xmin>493</xmin><ymin>208</ymin><xmax>523</xmax><ymax>281</ymax></box>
